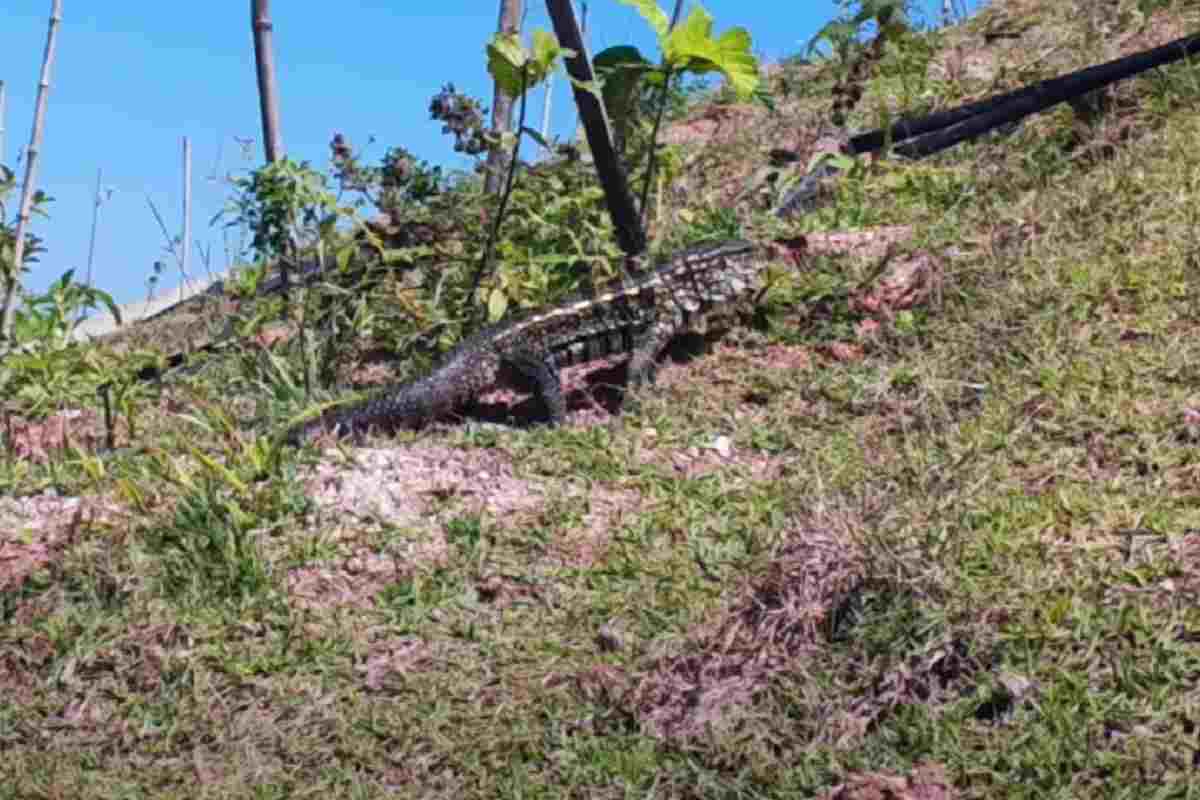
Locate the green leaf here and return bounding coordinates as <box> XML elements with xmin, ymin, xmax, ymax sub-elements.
<box><xmin>520</xmin><ymin>126</ymin><xmax>551</xmax><ymax>150</ymax></box>
<box><xmin>593</xmin><ymin>46</ymin><xmax>659</xmax><ymax>149</ymax></box>
<box><xmin>806</xmin><ymin>151</ymin><xmax>856</xmax><ymax>174</ymax></box>
<box><xmin>616</xmin><ymin>0</ymin><xmax>670</xmax><ymax>40</ymax></box>
<box><xmin>664</xmin><ymin>5</ymin><xmax>714</xmax><ymax>66</ymax></box>
<box><xmin>487</xmin><ymin>288</ymin><xmax>509</xmax><ymax>322</ymax></box>
<box><xmin>712</xmin><ymin>27</ymin><xmax>759</xmax><ymax>99</ymax></box>
<box><xmin>660</xmin><ymin>7</ymin><xmax>760</xmax><ymax>101</ymax></box>
<box><xmin>487</xmin><ymin>33</ymin><xmax>531</xmax><ymax>97</ymax></box>
<box><xmin>529</xmin><ymin>29</ymin><xmax>572</xmax><ymax>83</ymax></box>
<box><xmin>184</xmin><ymin>441</ymin><xmax>249</xmax><ymax>496</ymax></box>
<box><xmin>86</xmin><ymin>287</ymin><xmax>122</xmax><ymax>326</ymax></box>
<box><xmin>488</xmin><ymin>30</ymin><xmax>569</xmax><ymax>95</ymax></box>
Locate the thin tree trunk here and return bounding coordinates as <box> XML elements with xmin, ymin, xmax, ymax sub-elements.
<box><xmin>84</xmin><ymin>167</ymin><xmax>102</xmax><ymax>292</ymax></box>
<box><xmin>251</xmin><ymin>0</ymin><xmax>292</xmax><ymax>302</ymax></box>
<box><xmin>181</xmin><ymin>136</ymin><xmax>192</xmax><ymax>300</ymax></box>
<box><xmin>0</xmin><ymin>0</ymin><xmax>62</xmax><ymax>349</ymax></box>
<box><xmin>546</xmin><ymin>0</ymin><xmax>645</xmax><ymax>255</ymax></box>
<box><xmin>251</xmin><ymin>0</ymin><xmax>284</xmax><ymax>164</ymax></box>
<box><xmin>484</xmin><ymin>0</ymin><xmax>523</xmax><ymax>194</ymax></box>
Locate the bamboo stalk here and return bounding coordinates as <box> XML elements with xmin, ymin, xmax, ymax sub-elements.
<box><xmin>251</xmin><ymin>0</ymin><xmax>284</xmax><ymax>163</ymax></box>
<box><xmin>0</xmin><ymin>0</ymin><xmax>63</xmax><ymax>349</ymax></box>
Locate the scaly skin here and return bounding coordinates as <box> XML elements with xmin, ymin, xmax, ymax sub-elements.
<box><xmin>288</xmin><ymin>240</ymin><xmax>765</xmax><ymax>443</ymax></box>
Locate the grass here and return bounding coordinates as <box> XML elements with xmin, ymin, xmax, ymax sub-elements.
<box><xmin>4</xmin><ymin>0</ymin><xmax>1200</xmax><ymax>796</ymax></box>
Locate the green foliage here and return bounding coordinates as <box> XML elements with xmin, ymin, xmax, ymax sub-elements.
<box><xmin>805</xmin><ymin>0</ymin><xmax>913</xmax><ymax>63</ymax></box>
<box><xmin>484</xmin><ymin>28</ymin><xmax>575</xmax><ymax>159</ymax></box>
<box><xmin>868</xmin><ymin>22</ymin><xmax>939</xmax><ymax>112</ymax></box>
<box><xmin>1</xmin><ymin>346</ymin><xmax>102</xmax><ymax>420</ymax></box>
<box><xmin>484</xmin><ymin>163</ymin><xmax>625</xmax><ymax>320</ymax></box>
<box><xmin>474</xmin><ymin>29</ymin><xmax>580</xmax><ymax>300</ymax></box>
<box><xmin>487</xmin><ymin>29</ymin><xmax>573</xmax><ymax>99</ymax></box>
<box><xmin>614</xmin><ymin>0</ymin><xmax>758</xmax><ymax>97</ymax></box>
<box><xmin>593</xmin><ymin>45</ymin><xmax>656</xmax><ymax>156</ymax></box>
<box><xmin>219</xmin><ymin>158</ymin><xmax>354</xmax><ymax>266</ymax></box>
<box><xmin>590</xmin><ymin>2</ymin><xmax>762</xmax><ymax>146</ymax></box>
<box><xmin>12</xmin><ymin>269</ymin><xmax>121</xmax><ymax>349</ymax></box>
<box><xmin>141</xmin><ymin>433</ymin><xmax>308</xmax><ymax>605</ymax></box>
<box><xmin>147</xmin><ymin>478</ymin><xmax>273</xmax><ymax>604</ymax></box>
<box><xmin>0</xmin><ymin>164</ymin><xmax>52</xmax><ymax>281</ymax></box>
<box><xmin>0</xmin><ymin>194</ymin><xmax>126</xmax><ymax>426</ymax></box>
<box><xmin>1</xmin><ymin>172</ymin><xmax>114</xmax><ymax>353</ymax></box>
<box><xmin>599</xmin><ymin>2</ymin><xmax>761</xmax><ymax>104</ymax></box>
<box><xmin>672</xmin><ymin>203</ymin><xmax>743</xmax><ymax>244</ymax></box>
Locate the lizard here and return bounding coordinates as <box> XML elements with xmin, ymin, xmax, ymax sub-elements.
<box><xmin>286</xmin><ymin>239</ymin><xmax>768</xmax><ymax>444</ymax></box>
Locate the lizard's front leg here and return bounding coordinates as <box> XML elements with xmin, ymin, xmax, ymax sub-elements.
<box><xmin>505</xmin><ymin>353</ymin><xmax>567</xmax><ymax>425</ymax></box>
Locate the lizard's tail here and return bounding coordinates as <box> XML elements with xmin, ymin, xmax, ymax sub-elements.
<box><xmin>284</xmin><ymin>360</ymin><xmax>477</xmax><ymax>445</ymax></box>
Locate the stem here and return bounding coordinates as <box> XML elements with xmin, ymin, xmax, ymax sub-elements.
<box><xmin>469</xmin><ymin>66</ymin><xmax>530</xmax><ymax>305</ymax></box>
<box><xmin>637</xmin><ymin>0</ymin><xmax>685</xmax><ymax>235</ymax></box>
<box><xmin>83</xmin><ymin>167</ymin><xmax>103</xmax><ymax>309</ymax></box>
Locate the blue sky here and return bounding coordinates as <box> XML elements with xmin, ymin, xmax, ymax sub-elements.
<box><xmin>1</xmin><ymin>1</ymin><xmax>977</xmax><ymax>307</ymax></box>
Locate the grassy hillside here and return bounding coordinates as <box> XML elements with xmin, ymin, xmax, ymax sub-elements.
<box><xmin>4</xmin><ymin>0</ymin><xmax>1200</xmax><ymax>796</ymax></box>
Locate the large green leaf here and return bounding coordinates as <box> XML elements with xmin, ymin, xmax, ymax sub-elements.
<box><xmin>659</xmin><ymin>6</ymin><xmax>760</xmax><ymax>101</ymax></box>
<box><xmin>593</xmin><ymin>46</ymin><xmax>662</xmax><ymax>150</ymax></box>
<box><xmin>487</xmin><ymin>33</ymin><xmax>531</xmax><ymax>97</ymax></box>
<box><xmin>530</xmin><ymin>28</ymin><xmax>573</xmax><ymax>82</ymax></box>
<box><xmin>615</xmin><ymin>0</ymin><xmax>670</xmax><ymax>40</ymax></box>
<box><xmin>487</xmin><ymin>30</ymin><xmax>572</xmax><ymax>97</ymax></box>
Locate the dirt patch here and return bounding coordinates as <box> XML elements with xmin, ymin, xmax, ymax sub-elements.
<box><xmin>0</xmin><ymin>493</ymin><xmax>122</xmax><ymax>595</ymax></box>
<box><xmin>853</xmin><ymin>250</ymin><xmax>942</xmax><ymax>318</ymax></box>
<box><xmin>576</xmin><ymin>503</ymin><xmax>976</xmax><ymax>744</ymax></box>
<box><xmin>355</xmin><ymin>634</ymin><xmax>461</xmax><ymax>690</ymax></box>
<box><xmin>821</xmin><ymin>763</ymin><xmax>957</xmax><ymax>800</ymax></box>
<box><xmin>661</xmin><ymin>104</ymin><xmax>761</xmax><ymax>148</ymax></box>
<box><xmin>805</xmin><ymin>226</ymin><xmax>915</xmax><ymax>262</ymax></box>
<box><xmin>289</xmin><ymin>444</ymin><xmax>649</xmax><ymax>607</ymax></box>
<box><xmin>3</xmin><ymin>408</ymin><xmax>106</xmax><ymax>463</ymax></box>
<box><xmin>301</xmin><ymin>443</ymin><xmax>538</xmax><ymax>525</ymax></box>
<box><xmin>288</xmin><ymin>444</ymin><xmax>531</xmax><ymax>609</ymax></box>
<box><xmin>542</xmin><ymin>484</ymin><xmax>643</xmax><ymax>570</ymax></box>
<box><xmin>607</xmin><ymin>519</ymin><xmax>867</xmax><ymax>740</ymax></box>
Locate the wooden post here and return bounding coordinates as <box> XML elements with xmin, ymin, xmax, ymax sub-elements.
<box><xmin>485</xmin><ymin>0</ymin><xmax>524</xmax><ymax>194</ymax></box>
<box><xmin>251</xmin><ymin>0</ymin><xmax>284</xmax><ymax>163</ymax></box>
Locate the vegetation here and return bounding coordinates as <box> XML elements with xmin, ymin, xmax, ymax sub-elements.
<box><xmin>3</xmin><ymin>0</ymin><xmax>1200</xmax><ymax>797</ymax></box>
